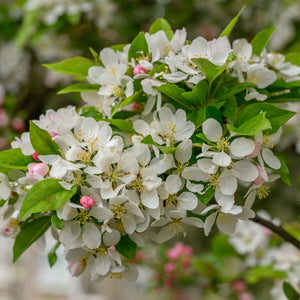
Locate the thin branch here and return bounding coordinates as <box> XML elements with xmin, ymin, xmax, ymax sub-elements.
<box><xmin>251</xmin><ymin>215</ymin><xmax>300</xmax><ymax>250</ymax></box>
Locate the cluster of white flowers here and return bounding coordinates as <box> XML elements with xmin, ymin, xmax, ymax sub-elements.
<box><xmin>81</xmin><ymin>28</ymin><xmax>300</xmax><ymax>117</ymax></box>
<box><xmin>0</xmin><ymin>42</ymin><xmax>31</xmax><ymax>99</ymax></box>
<box><xmin>229</xmin><ymin>215</ymin><xmax>300</xmax><ymax>299</ymax></box>
<box><xmin>25</xmin><ymin>0</ymin><xmax>116</xmax><ymax>29</ymax></box>
<box><xmin>0</xmin><ymin>24</ymin><xmax>299</xmax><ymax>282</ymax></box>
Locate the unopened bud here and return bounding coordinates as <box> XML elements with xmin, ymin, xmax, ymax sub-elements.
<box><xmin>1</xmin><ymin>218</ymin><xmax>19</xmax><ymax>237</ymax></box>
<box><xmin>80</xmin><ymin>196</ymin><xmax>95</xmax><ymax>209</ymax></box>
<box><xmin>32</xmin><ymin>152</ymin><xmax>39</xmax><ymax>161</ymax></box>
<box><xmin>67</xmin><ymin>260</ymin><xmax>86</xmax><ymax>277</ymax></box>
<box><xmin>133</xmin><ymin>65</ymin><xmax>147</xmax><ymax>76</ymax></box>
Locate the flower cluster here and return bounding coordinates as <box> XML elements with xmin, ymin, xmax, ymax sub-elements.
<box><xmin>0</xmin><ymin>18</ymin><xmax>299</xmax><ymax>283</ymax></box>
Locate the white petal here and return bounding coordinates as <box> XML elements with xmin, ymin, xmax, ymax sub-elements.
<box><xmin>182</xmin><ymin>217</ymin><xmax>204</xmax><ymax>228</ymax></box>
<box><xmin>96</xmin><ymin>255</ymin><xmax>111</xmax><ymax>276</ymax></box>
<box><xmin>212</xmin><ymin>152</ymin><xmax>231</xmax><ymax>167</ymax></box>
<box><xmin>233</xmin><ymin>160</ymin><xmax>259</xmax><ymax>182</ymax></box>
<box><xmin>220</xmin><ymin>174</ymin><xmax>237</xmax><ymax>195</ymax></box>
<box><xmin>177</xmin><ymin>192</ymin><xmax>198</xmax><ymax>210</ymax></box>
<box><xmin>165</xmin><ymin>174</ymin><xmax>182</xmax><ymax>194</ymax></box>
<box><xmin>103</xmin><ymin>229</ymin><xmax>121</xmax><ymax>246</ymax></box>
<box><xmin>214</xmin><ymin>189</ymin><xmax>234</xmax><ymax>210</ymax></box>
<box><xmin>123</xmin><ymin>215</ymin><xmax>136</xmax><ymax>234</ymax></box>
<box><xmin>202</xmin><ymin>118</ymin><xmax>223</xmax><ymax>142</ymax></box>
<box><xmin>82</xmin><ymin>223</ymin><xmax>101</xmax><ymax>249</ymax></box>
<box><xmin>141</xmin><ymin>190</ymin><xmax>159</xmax><ymax>209</ymax></box>
<box><xmin>197</xmin><ymin>158</ymin><xmax>218</xmax><ymax>174</ymax></box>
<box><xmin>204</xmin><ymin>212</ymin><xmax>217</xmax><ymax>236</ymax></box>
<box><xmin>175</xmin><ymin>139</ymin><xmax>192</xmax><ymax>163</ymax></box>
<box><xmin>216</xmin><ymin>214</ymin><xmax>237</xmax><ymax>234</ymax></box>
<box><xmin>182</xmin><ymin>166</ymin><xmax>207</xmax><ymax>181</ymax></box>
<box><xmin>157</xmin><ymin>226</ymin><xmax>175</xmax><ymax>243</ymax></box>
<box><xmin>262</xmin><ymin>148</ymin><xmax>281</xmax><ymax>169</ymax></box>
<box><xmin>229</xmin><ymin>138</ymin><xmax>255</xmax><ymax>157</ymax></box>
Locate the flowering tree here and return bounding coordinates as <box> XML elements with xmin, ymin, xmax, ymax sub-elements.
<box><xmin>0</xmin><ymin>8</ymin><xmax>299</xmax><ymax>298</ymax></box>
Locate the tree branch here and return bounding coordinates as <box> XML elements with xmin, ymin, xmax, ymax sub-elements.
<box><xmin>251</xmin><ymin>215</ymin><xmax>300</xmax><ymax>250</ymax></box>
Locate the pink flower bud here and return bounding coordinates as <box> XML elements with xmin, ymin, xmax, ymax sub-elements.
<box><xmin>239</xmin><ymin>292</ymin><xmax>254</xmax><ymax>300</ymax></box>
<box><xmin>50</xmin><ymin>132</ymin><xmax>58</xmax><ymax>137</ymax></box>
<box><xmin>0</xmin><ymin>108</ymin><xmax>9</xmax><ymax>127</ymax></box>
<box><xmin>247</xmin><ymin>141</ymin><xmax>261</xmax><ymax>158</ymax></box>
<box><xmin>11</xmin><ymin>117</ymin><xmax>25</xmax><ymax>132</ymax></box>
<box><xmin>133</xmin><ymin>64</ymin><xmax>147</xmax><ymax>76</ymax></box>
<box><xmin>32</xmin><ymin>152</ymin><xmax>39</xmax><ymax>161</ymax></box>
<box><xmin>80</xmin><ymin>196</ymin><xmax>95</xmax><ymax>209</ymax></box>
<box><xmin>164</xmin><ymin>262</ymin><xmax>176</xmax><ymax>273</ymax></box>
<box><xmin>232</xmin><ymin>280</ymin><xmax>246</xmax><ymax>292</ymax></box>
<box><xmin>67</xmin><ymin>260</ymin><xmax>86</xmax><ymax>277</ymax></box>
<box><xmin>27</xmin><ymin>163</ymin><xmax>49</xmax><ymax>179</ymax></box>
<box><xmin>1</xmin><ymin>219</ymin><xmax>19</xmax><ymax>237</ymax></box>
<box><xmin>253</xmin><ymin>166</ymin><xmax>268</xmax><ymax>185</ymax></box>
<box><xmin>182</xmin><ymin>258</ymin><xmax>191</xmax><ymax>267</ymax></box>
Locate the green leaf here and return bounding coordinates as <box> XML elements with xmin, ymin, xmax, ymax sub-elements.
<box><xmin>223</xmin><ymin>95</ymin><xmax>237</xmax><ymax>122</ymax></box>
<box><xmin>156</xmin><ymin>84</ymin><xmax>190</xmax><ymax>110</ymax></box>
<box><xmin>191</xmin><ymin>58</ymin><xmax>225</xmax><ymax>82</ymax></box>
<box><xmin>51</xmin><ymin>211</ymin><xmax>64</xmax><ymax>230</ymax></box>
<box><xmin>211</xmin><ymin>234</ymin><xmax>236</xmax><ymax>258</ymax></box>
<box><xmin>115</xmin><ymin>235</ymin><xmax>137</xmax><ymax>259</ymax></box>
<box><xmin>0</xmin><ymin>148</ymin><xmax>34</xmax><ymax>170</ymax></box>
<box><xmin>89</xmin><ymin>47</ymin><xmax>101</xmax><ymax>63</ymax></box>
<box><xmin>246</xmin><ymin>265</ymin><xmax>286</xmax><ymax>284</ymax></box>
<box><xmin>30</xmin><ymin>121</ymin><xmax>60</xmax><ymax>155</ymax></box>
<box><xmin>15</xmin><ymin>9</ymin><xmax>40</xmax><ymax>48</ymax></box>
<box><xmin>19</xmin><ymin>179</ymin><xmax>77</xmax><ymax>220</ymax></box>
<box><xmin>274</xmin><ymin>155</ymin><xmax>291</xmax><ymax>186</ymax></box>
<box><xmin>13</xmin><ymin>216</ymin><xmax>51</xmax><ymax>262</ymax></box>
<box><xmin>111</xmin><ymin>91</ymin><xmax>146</xmax><ymax>117</ymax></box>
<box><xmin>128</xmin><ymin>32</ymin><xmax>149</xmax><ymax>62</ymax></box>
<box><xmin>0</xmin><ymin>200</ymin><xmax>6</xmax><ymax>207</ymax></box>
<box><xmin>196</xmin><ymin>185</ymin><xmax>215</xmax><ymax>204</ymax></box>
<box><xmin>141</xmin><ymin>135</ymin><xmax>176</xmax><ymax>154</ymax></box>
<box><xmin>205</xmin><ymin>106</ymin><xmax>223</xmax><ymax>125</ymax></box>
<box><xmin>182</xmin><ymin>81</ymin><xmax>208</xmax><ymax>107</ymax></box>
<box><xmin>57</xmin><ymin>83</ymin><xmax>100</xmax><ymax>95</ymax></box>
<box><xmin>106</xmin><ymin>119</ymin><xmax>134</xmax><ymax>134</ymax></box>
<box><xmin>216</xmin><ymin>82</ymin><xmax>256</xmax><ymax>100</ymax></box>
<box><xmin>236</xmin><ymin>103</ymin><xmax>296</xmax><ymax>133</ymax></box>
<box><xmin>43</xmin><ymin>57</ymin><xmax>94</xmax><ymax>77</ymax></box>
<box><xmin>48</xmin><ymin>242</ymin><xmax>60</xmax><ymax>268</ymax></box>
<box><xmin>219</xmin><ymin>5</ymin><xmax>246</xmax><ymax>37</ymax></box>
<box><xmin>251</xmin><ymin>27</ymin><xmax>276</xmax><ymax>56</ymax></box>
<box><xmin>80</xmin><ymin>106</ymin><xmax>104</xmax><ymax>121</ymax></box>
<box><xmin>110</xmin><ymin>44</ymin><xmax>127</xmax><ymax>52</ymax></box>
<box><xmin>188</xmin><ymin>102</ymin><xmax>225</xmax><ymax>129</ymax></box>
<box><xmin>227</xmin><ymin>112</ymin><xmax>271</xmax><ymax>135</ymax></box>
<box><xmin>193</xmin><ymin>257</ymin><xmax>219</xmax><ymax>279</ymax></box>
<box><xmin>283</xmin><ymin>282</ymin><xmax>300</xmax><ymax>300</ymax></box>
<box><xmin>285</xmin><ymin>53</ymin><xmax>300</xmax><ymax>66</ymax></box>
<box><xmin>148</xmin><ymin>64</ymin><xmax>167</xmax><ymax>76</ymax></box>
<box><xmin>149</xmin><ymin>18</ymin><xmax>173</xmax><ymax>41</ymax></box>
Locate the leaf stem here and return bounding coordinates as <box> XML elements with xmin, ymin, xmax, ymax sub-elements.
<box><xmin>251</xmin><ymin>215</ymin><xmax>300</xmax><ymax>250</ymax></box>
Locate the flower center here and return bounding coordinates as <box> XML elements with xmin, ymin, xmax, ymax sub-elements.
<box><xmin>216</xmin><ymin>137</ymin><xmax>230</xmax><ymax>152</ymax></box>
<box><xmin>256</xmin><ymin>186</ymin><xmax>270</xmax><ymax>199</ymax></box>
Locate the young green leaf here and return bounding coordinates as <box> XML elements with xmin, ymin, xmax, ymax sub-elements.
<box><xmin>251</xmin><ymin>27</ymin><xmax>275</xmax><ymax>56</ymax></box>
<box><xmin>191</xmin><ymin>58</ymin><xmax>225</xmax><ymax>83</ymax></box>
<box><xmin>51</xmin><ymin>211</ymin><xmax>64</xmax><ymax>230</ymax></box>
<box><xmin>246</xmin><ymin>265</ymin><xmax>286</xmax><ymax>284</ymax></box>
<box><xmin>285</xmin><ymin>53</ymin><xmax>300</xmax><ymax>66</ymax></box>
<box><xmin>222</xmin><ymin>95</ymin><xmax>237</xmax><ymax>122</ymax></box>
<box><xmin>182</xmin><ymin>81</ymin><xmax>208</xmax><ymax>107</ymax></box>
<box><xmin>196</xmin><ymin>185</ymin><xmax>215</xmax><ymax>204</ymax></box>
<box><xmin>156</xmin><ymin>84</ymin><xmax>190</xmax><ymax>110</ymax></box>
<box><xmin>128</xmin><ymin>32</ymin><xmax>149</xmax><ymax>62</ymax></box>
<box><xmin>283</xmin><ymin>282</ymin><xmax>300</xmax><ymax>300</ymax></box>
<box><xmin>205</xmin><ymin>106</ymin><xmax>223</xmax><ymax>126</ymax></box>
<box><xmin>236</xmin><ymin>103</ymin><xmax>296</xmax><ymax>133</ymax></box>
<box><xmin>227</xmin><ymin>112</ymin><xmax>271</xmax><ymax>135</ymax></box>
<box><xmin>48</xmin><ymin>242</ymin><xmax>60</xmax><ymax>268</ymax></box>
<box><xmin>43</xmin><ymin>57</ymin><xmax>94</xmax><ymax>77</ymax></box>
<box><xmin>106</xmin><ymin>119</ymin><xmax>134</xmax><ymax>134</ymax></box>
<box><xmin>57</xmin><ymin>83</ymin><xmax>100</xmax><ymax>95</ymax></box>
<box><xmin>0</xmin><ymin>148</ymin><xmax>34</xmax><ymax>170</ymax></box>
<box><xmin>19</xmin><ymin>179</ymin><xmax>77</xmax><ymax>220</ymax></box>
<box><xmin>273</xmin><ymin>156</ymin><xmax>291</xmax><ymax>186</ymax></box>
<box><xmin>115</xmin><ymin>235</ymin><xmax>137</xmax><ymax>259</ymax></box>
<box><xmin>149</xmin><ymin>18</ymin><xmax>173</xmax><ymax>41</ymax></box>
<box><xmin>219</xmin><ymin>5</ymin><xmax>246</xmax><ymax>38</ymax></box>
<box><xmin>13</xmin><ymin>216</ymin><xmax>51</xmax><ymax>262</ymax></box>
<box><xmin>30</xmin><ymin>121</ymin><xmax>60</xmax><ymax>155</ymax></box>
